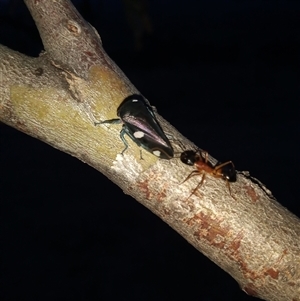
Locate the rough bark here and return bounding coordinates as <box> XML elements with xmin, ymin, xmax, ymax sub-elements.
<box><xmin>0</xmin><ymin>1</ymin><xmax>299</xmax><ymax>300</ymax></box>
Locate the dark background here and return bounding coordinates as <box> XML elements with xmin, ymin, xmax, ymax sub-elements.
<box><xmin>1</xmin><ymin>0</ymin><xmax>299</xmax><ymax>300</ymax></box>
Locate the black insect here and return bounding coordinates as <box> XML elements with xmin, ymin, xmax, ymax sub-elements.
<box><xmin>95</xmin><ymin>94</ymin><xmax>174</xmax><ymax>159</ymax></box>
<box><xmin>180</xmin><ymin>149</ymin><xmax>236</xmax><ymax>198</ymax></box>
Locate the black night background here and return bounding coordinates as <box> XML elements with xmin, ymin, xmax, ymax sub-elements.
<box><xmin>1</xmin><ymin>0</ymin><xmax>300</xmax><ymax>300</ymax></box>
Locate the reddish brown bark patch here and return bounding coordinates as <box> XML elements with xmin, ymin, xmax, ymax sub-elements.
<box><xmin>243</xmin><ymin>283</ymin><xmax>259</xmax><ymax>297</ymax></box>
<box><xmin>244</xmin><ymin>184</ymin><xmax>259</xmax><ymax>203</ymax></box>
<box><xmin>264</xmin><ymin>268</ymin><xmax>279</xmax><ymax>279</ymax></box>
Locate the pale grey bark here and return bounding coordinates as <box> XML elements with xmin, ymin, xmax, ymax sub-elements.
<box><xmin>0</xmin><ymin>1</ymin><xmax>299</xmax><ymax>300</ymax></box>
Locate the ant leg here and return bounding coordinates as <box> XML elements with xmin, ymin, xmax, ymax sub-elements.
<box><xmin>187</xmin><ymin>173</ymin><xmax>206</xmax><ymax>200</ymax></box>
<box><xmin>214</xmin><ymin>161</ymin><xmax>235</xmax><ymax>171</ymax></box>
<box><xmin>202</xmin><ymin>151</ymin><xmax>209</xmax><ymax>163</ymax></box>
<box><xmin>181</xmin><ymin>170</ymin><xmax>201</xmax><ymax>184</ymax></box>
<box><xmin>214</xmin><ymin>160</ymin><xmax>236</xmax><ymax>200</ymax></box>
<box><xmin>181</xmin><ymin>170</ymin><xmax>206</xmax><ymax>199</ymax></box>
<box><xmin>213</xmin><ymin>161</ymin><xmax>235</xmax><ymax>180</ymax></box>
<box><xmin>225</xmin><ymin>180</ymin><xmax>237</xmax><ymax>201</ymax></box>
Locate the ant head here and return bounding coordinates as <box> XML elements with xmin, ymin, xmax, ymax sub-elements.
<box><xmin>180</xmin><ymin>150</ymin><xmax>198</xmax><ymax>166</ymax></box>
<box><xmin>221</xmin><ymin>162</ymin><xmax>236</xmax><ymax>182</ymax></box>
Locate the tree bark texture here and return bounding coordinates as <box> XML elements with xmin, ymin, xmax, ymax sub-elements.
<box><xmin>0</xmin><ymin>1</ymin><xmax>299</xmax><ymax>300</ymax></box>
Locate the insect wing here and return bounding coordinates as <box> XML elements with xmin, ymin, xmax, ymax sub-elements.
<box><xmin>117</xmin><ymin>95</ymin><xmax>174</xmax><ymax>159</ymax></box>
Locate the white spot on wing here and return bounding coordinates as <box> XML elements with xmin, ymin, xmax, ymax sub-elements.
<box><xmin>132</xmin><ymin>99</ymin><xmax>138</xmax><ymax>102</ymax></box>
<box><xmin>153</xmin><ymin>150</ymin><xmax>161</xmax><ymax>157</ymax></box>
<box><xmin>133</xmin><ymin>131</ymin><xmax>144</xmax><ymax>138</ymax></box>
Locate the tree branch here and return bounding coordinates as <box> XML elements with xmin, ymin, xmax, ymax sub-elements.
<box><xmin>0</xmin><ymin>1</ymin><xmax>299</xmax><ymax>300</ymax></box>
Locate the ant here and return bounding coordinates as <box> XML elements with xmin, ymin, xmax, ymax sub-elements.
<box><xmin>180</xmin><ymin>149</ymin><xmax>236</xmax><ymax>199</ymax></box>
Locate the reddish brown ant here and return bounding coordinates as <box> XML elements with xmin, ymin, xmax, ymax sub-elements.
<box><xmin>180</xmin><ymin>150</ymin><xmax>236</xmax><ymax>199</ymax></box>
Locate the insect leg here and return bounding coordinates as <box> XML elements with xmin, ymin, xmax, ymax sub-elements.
<box><xmin>181</xmin><ymin>169</ymin><xmax>206</xmax><ymax>198</ymax></box>
<box><xmin>181</xmin><ymin>170</ymin><xmax>201</xmax><ymax>184</ymax></box>
<box><xmin>214</xmin><ymin>161</ymin><xmax>236</xmax><ymax>200</ymax></box>
<box><xmin>214</xmin><ymin>161</ymin><xmax>235</xmax><ymax>171</ymax></box>
<box><xmin>119</xmin><ymin>127</ymin><xmax>130</xmax><ymax>155</ymax></box>
<box><xmin>94</xmin><ymin>118</ymin><xmax>121</xmax><ymax>126</ymax></box>
<box><xmin>189</xmin><ymin>173</ymin><xmax>206</xmax><ymax>198</ymax></box>
<box><xmin>201</xmin><ymin>151</ymin><xmax>209</xmax><ymax>163</ymax></box>
<box><xmin>139</xmin><ymin>150</ymin><xmax>144</xmax><ymax>160</ymax></box>
<box><xmin>225</xmin><ymin>181</ymin><xmax>237</xmax><ymax>200</ymax></box>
